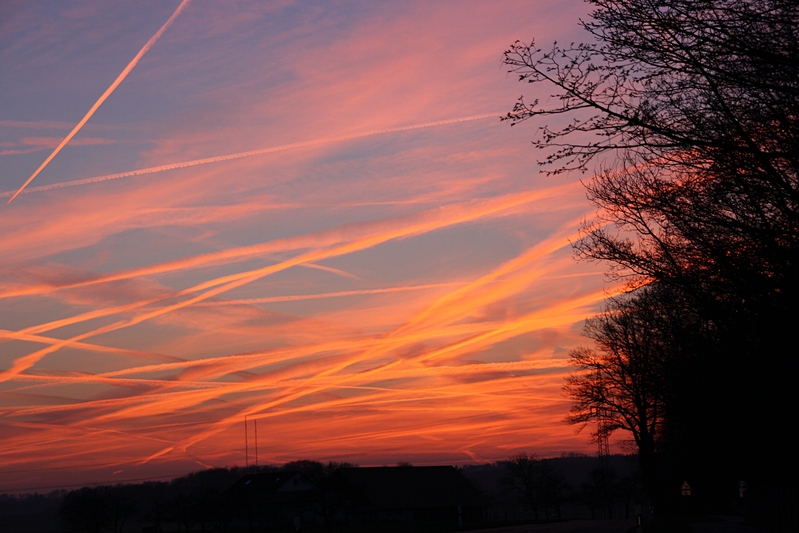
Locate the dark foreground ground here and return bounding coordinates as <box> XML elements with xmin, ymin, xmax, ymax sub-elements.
<box><xmin>464</xmin><ymin>515</ymin><xmax>769</xmax><ymax>533</ymax></box>
<box><xmin>465</xmin><ymin>519</ymin><xmax>636</xmax><ymax>533</ymax></box>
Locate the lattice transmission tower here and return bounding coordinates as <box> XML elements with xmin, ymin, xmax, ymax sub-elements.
<box><xmin>593</xmin><ymin>367</ymin><xmax>611</xmax><ymax>467</ymax></box>
<box><xmin>596</xmin><ymin>407</ymin><xmax>611</xmax><ymax>464</ymax></box>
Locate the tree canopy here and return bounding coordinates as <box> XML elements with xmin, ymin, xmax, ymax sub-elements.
<box><xmin>505</xmin><ymin>0</ymin><xmax>799</xmax><ymax>515</ymax></box>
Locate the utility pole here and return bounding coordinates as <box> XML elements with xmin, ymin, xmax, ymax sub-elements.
<box><xmin>245</xmin><ymin>415</ymin><xmax>249</xmax><ymax>468</ymax></box>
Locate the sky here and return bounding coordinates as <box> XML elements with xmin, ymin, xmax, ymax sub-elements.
<box><xmin>0</xmin><ymin>0</ymin><xmax>619</xmax><ymax>493</ymax></box>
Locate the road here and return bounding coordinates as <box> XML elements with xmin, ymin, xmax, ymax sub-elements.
<box><xmin>464</xmin><ymin>520</ymin><xmax>636</xmax><ymax>533</ymax></box>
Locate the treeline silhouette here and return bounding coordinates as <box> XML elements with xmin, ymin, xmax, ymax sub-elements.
<box><xmin>1</xmin><ymin>455</ymin><xmax>645</xmax><ymax>532</ymax></box>
<box><xmin>504</xmin><ymin>0</ymin><xmax>798</xmax><ymax>530</ymax></box>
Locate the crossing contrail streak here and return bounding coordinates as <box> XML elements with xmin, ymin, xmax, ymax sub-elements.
<box><xmin>196</xmin><ymin>282</ymin><xmax>461</xmax><ymax>306</ymax></box>
<box><xmin>136</xmin><ymin>287</ymin><xmax>610</xmax><ymax>461</ymax></box>
<box><xmin>0</xmin><ymin>191</ymin><xmax>547</xmax><ymax>383</ymax></box>
<box><xmin>6</xmin><ymin>0</ymin><xmax>191</xmax><ymax>205</ymax></box>
<box><xmin>0</xmin><ymin>188</ymin><xmax>560</xmax><ymax>382</ymax></box>
<box><xmin>0</xmin><ymin>113</ymin><xmax>500</xmax><ymax>199</ymax></box>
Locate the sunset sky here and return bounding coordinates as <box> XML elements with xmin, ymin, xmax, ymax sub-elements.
<box><xmin>0</xmin><ymin>0</ymin><xmax>620</xmax><ymax>493</ymax></box>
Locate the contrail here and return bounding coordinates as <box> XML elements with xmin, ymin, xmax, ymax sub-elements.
<box><xmin>196</xmin><ymin>282</ymin><xmax>461</xmax><ymax>306</ymax></box>
<box><xmin>6</xmin><ymin>0</ymin><xmax>191</xmax><ymax>205</ymax></box>
<box><xmin>0</xmin><ymin>113</ymin><xmax>501</xmax><ymax>199</ymax></box>
<box><xmin>0</xmin><ymin>181</ymin><xmax>580</xmax><ymax>302</ymax></box>
<box><xmin>0</xmin><ymin>329</ymin><xmax>180</xmax><ymax>362</ymax></box>
<box><xmin>0</xmin><ymin>188</ymin><xmax>561</xmax><ymax>381</ymax></box>
<box><xmin>139</xmin><ymin>286</ymin><xmax>610</xmax><ymax>461</ymax></box>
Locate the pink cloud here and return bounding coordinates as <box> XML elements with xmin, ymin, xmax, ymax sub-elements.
<box><xmin>0</xmin><ymin>0</ymin><xmax>607</xmax><ymax>492</ymax></box>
